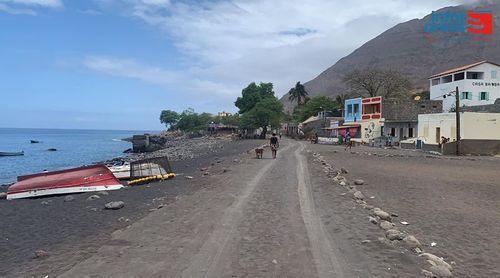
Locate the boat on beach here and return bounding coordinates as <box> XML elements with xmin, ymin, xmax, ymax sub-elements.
<box><xmin>6</xmin><ymin>164</ymin><xmax>124</xmax><ymax>200</ymax></box>
<box><xmin>0</xmin><ymin>151</ymin><xmax>24</xmax><ymax>157</ymax></box>
<box><xmin>107</xmin><ymin>162</ymin><xmax>131</xmax><ymax>180</ymax></box>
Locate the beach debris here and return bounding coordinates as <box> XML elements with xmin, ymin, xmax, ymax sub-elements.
<box><xmin>354</xmin><ymin>179</ymin><xmax>364</xmax><ymax>185</ymax></box>
<box><xmin>379</xmin><ymin>220</ymin><xmax>395</xmax><ymax>230</ymax></box>
<box><xmin>86</xmin><ymin>195</ymin><xmax>100</xmax><ymax>201</ymax></box>
<box><xmin>97</xmin><ymin>191</ymin><xmax>109</xmax><ymax>196</ymax></box>
<box><xmin>34</xmin><ymin>250</ymin><xmax>48</xmax><ymax>258</ymax></box>
<box><xmin>105</xmin><ymin>201</ymin><xmax>125</xmax><ymax>210</ymax></box>
<box><xmin>341</xmin><ymin>167</ymin><xmax>349</xmax><ymax>174</ymax></box>
<box><xmin>400</xmin><ymin>221</ymin><xmax>409</xmax><ymax>225</ymax></box>
<box><xmin>373</xmin><ymin>208</ymin><xmax>391</xmax><ymax>221</ymax></box>
<box><xmin>353</xmin><ymin>191</ymin><xmax>364</xmax><ymax>200</ymax></box>
<box><xmin>431</xmin><ymin>242</ymin><xmax>437</xmax><ymax>247</ymax></box>
<box><xmin>0</xmin><ymin>192</ymin><xmax>7</xmax><ymax>199</ymax></box>
<box><xmin>403</xmin><ymin>235</ymin><xmax>422</xmax><ymax>250</ymax></box>
<box><xmin>386</xmin><ymin>229</ymin><xmax>405</xmax><ymax>241</ymax></box>
<box><xmin>64</xmin><ymin>195</ymin><xmax>75</xmax><ymax>202</ymax></box>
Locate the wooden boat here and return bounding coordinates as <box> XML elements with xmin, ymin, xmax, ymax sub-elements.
<box><xmin>107</xmin><ymin>162</ymin><xmax>131</xmax><ymax>180</ymax></box>
<box><xmin>30</xmin><ymin>140</ymin><xmax>40</xmax><ymax>144</ymax></box>
<box><xmin>6</xmin><ymin>164</ymin><xmax>124</xmax><ymax>200</ymax></box>
<box><xmin>0</xmin><ymin>151</ymin><xmax>24</xmax><ymax>157</ymax></box>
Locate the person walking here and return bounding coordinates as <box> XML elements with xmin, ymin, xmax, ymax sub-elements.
<box><xmin>270</xmin><ymin>133</ymin><xmax>279</xmax><ymax>159</ymax></box>
<box><xmin>344</xmin><ymin>130</ymin><xmax>352</xmax><ymax>151</ymax></box>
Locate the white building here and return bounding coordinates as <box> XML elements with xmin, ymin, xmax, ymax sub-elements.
<box><xmin>429</xmin><ymin>61</ymin><xmax>500</xmax><ymax>112</ymax></box>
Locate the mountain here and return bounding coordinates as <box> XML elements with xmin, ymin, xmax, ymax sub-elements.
<box><xmin>282</xmin><ymin>1</ymin><xmax>500</xmax><ymax>111</ymax></box>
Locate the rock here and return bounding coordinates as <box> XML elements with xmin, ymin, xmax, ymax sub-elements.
<box><xmin>97</xmin><ymin>191</ymin><xmax>109</xmax><ymax>196</ymax></box>
<box><xmin>391</xmin><ymin>212</ymin><xmax>399</xmax><ymax>217</ymax></box>
<box><xmin>379</xmin><ymin>220</ymin><xmax>395</xmax><ymax>230</ymax></box>
<box><xmin>157</xmin><ymin>204</ymin><xmax>164</xmax><ymax>209</ymax></box>
<box><xmin>429</xmin><ymin>265</ymin><xmax>453</xmax><ymax>277</ymax></box>
<box><xmin>353</xmin><ymin>191</ymin><xmax>364</xmax><ymax>200</ymax></box>
<box><xmin>64</xmin><ymin>195</ymin><xmax>74</xmax><ymax>202</ymax></box>
<box><xmin>354</xmin><ymin>179</ymin><xmax>364</xmax><ymax>185</ymax></box>
<box><xmin>341</xmin><ymin>167</ymin><xmax>348</xmax><ymax>174</ymax></box>
<box><xmin>200</xmin><ymin>167</ymin><xmax>208</xmax><ymax>171</ymax></box>
<box><xmin>404</xmin><ymin>235</ymin><xmax>422</xmax><ymax>249</ymax></box>
<box><xmin>373</xmin><ymin>208</ymin><xmax>391</xmax><ymax>221</ymax></box>
<box><xmin>339</xmin><ymin>181</ymin><xmax>346</xmax><ymax>187</ymax></box>
<box><xmin>422</xmin><ymin>269</ymin><xmax>435</xmax><ymax>277</ymax></box>
<box><xmin>118</xmin><ymin>217</ymin><xmax>130</xmax><ymax>222</ymax></box>
<box><xmin>420</xmin><ymin>253</ymin><xmax>453</xmax><ymax>271</ymax></box>
<box><xmin>369</xmin><ymin>216</ymin><xmax>378</xmax><ymax>225</ymax></box>
<box><xmin>386</xmin><ymin>229</ymin><xmax>405</xmax><ymax>241</ymax></box>
<box><xmin>0</xmin><ymin>192</ymin><xmax>7</xmax><ymax>199</ymax></box>
<box><xmin>364</xmin><ymin>204</ymin><xmax>374</xmax><ymax>210</ymax></box>
<box><xmin>86</xmin><ymin>195</ymin><xmax>100</xmax><ymax>201</ymax></box>
<box><xmin>34</xmin><ymin>250</ymin><xmax>48</xmax><ymax>258</ymax></box>
<box><xmin>105</xmin><ymin>201</ymin><xmax>125</xmax><ymax>210</ymax></box>
<box><xmin>361</xmin><ymin>239</ymin><xmax>371</xmax><ymax>244</ymax></box>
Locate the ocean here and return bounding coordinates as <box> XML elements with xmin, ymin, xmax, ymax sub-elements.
<box><xmin>0</xmin><ymin>128</ymin><xmax>157</xmax><ymax>185</ymax></box>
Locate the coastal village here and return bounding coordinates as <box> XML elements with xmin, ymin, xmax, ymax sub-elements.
<box><xmin>1</xmin><ymin>1</ymin><xmax>500</xmax><ymax>278</ymax></box>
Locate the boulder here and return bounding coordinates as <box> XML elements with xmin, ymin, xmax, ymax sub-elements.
<box><xmin>64</xmin><ymin>195</ymin><xmax>74</xmax><ymax>202</ymax></box>
<box><xmin>373</xmin><ymin>208</ymin><xmax>391</xmax><ymax>221</ymax></box>
<box><xmin>386</xmin><ymin>229</ymin><xmax>405</xmax><ymax>241</ymax></box>
<box><xmin>420</xmin><ymin>253</ymin><xmax>453</xmax><ymax>271</ymax></box>
<box><xmin>379</xmin><ymin>220</ymin><xmax>395</xmax><ymax>230</ymax></box>
<box><xmin>354</xmin><ymin>179</ymin><xmax>364</xmax><ymax>185</ymax></box>
<box><xmin>404</xmin><ymin>235</ymin><xmax>422</xmax><ymax>249</ymax></box>
<box><xmin>105</xmin><ymin>201</ymin><xmax>125</xmax><ymax>210</ymax></box>
<box><xmin>86</xmin><ymin>195</ymin><xmax>100</xmax><ymax>201</ymax></box>
<box><xmin>353</xmin><ymin>191</ymin><xmax>364</xmax><ymax>200</ymax></box>
<box><xmin>429</xmin><ymin>265</ymin><xmax>453</xmax><ymax>277</ymax></box>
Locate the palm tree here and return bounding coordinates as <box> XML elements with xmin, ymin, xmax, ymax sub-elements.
<box><xmin>288</xmin><ymin>82</ymin><xmax>309</xmax><ymax>106</ymax></box>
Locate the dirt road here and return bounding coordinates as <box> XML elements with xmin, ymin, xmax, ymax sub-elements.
<box><xmin>60</xmin><ymin>139</ymin><xmax>368</xmax><ymax>277</ymax></box>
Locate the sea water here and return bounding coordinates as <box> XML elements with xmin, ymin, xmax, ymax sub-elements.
<box><xmin>0</xmin><ymin>128</ymin><xmax>157</xmax><ymax>185</ymax></box>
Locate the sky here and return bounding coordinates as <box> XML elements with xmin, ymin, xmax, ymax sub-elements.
<box><xmin>0</xmin><ymin>0</ymin><xmax>476</xmax><ymax>130</ymax></box>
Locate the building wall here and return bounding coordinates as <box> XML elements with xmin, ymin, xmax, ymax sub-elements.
<box><xmin>429</xmin><ymin>63</ymin><xmax>500</xmax><ymax>112</ymax></box>
<box><xmin>344</xmin><ymin>98</ymin><xmax>362</xmax><ymax>123</ymax></box>
<box><xmin>361</xmin><ymin>120</ymin><xmax>383</xmax><ymax>143</ymax></box>
<box><xmin>418</xmin><ymin>112</ymin><xmax>500</xmax><ymax>145</ymax></box>
<box><xmin>384</xmin><ymin>122</ymin><xmax>418</xmax><ymax>140</ymax></box>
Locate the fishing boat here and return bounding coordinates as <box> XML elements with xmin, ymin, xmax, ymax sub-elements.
<box><xmin>6</xmin><ymin>164</ymin><xmax>124</xmax><ymax>200</ymax></box>
<box><xmin>107</xmin><ymin>162</ymin><xmax>131</xmax><ymax>180</ymax></box>
<box><xmin>0</xmin><ymin>151</ymin><xmax>24</xmax><ymax>157</ymax></box>
<box><xmin>30</xmin><ymin>140</ymin><xmax>40</xmax><ymax>144</ymax></box>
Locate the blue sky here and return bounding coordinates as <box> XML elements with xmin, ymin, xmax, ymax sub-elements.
<box><xmin>0</xmin><ymin>0</ymin><xmax>471</xmax><ymax>130</ymax></box>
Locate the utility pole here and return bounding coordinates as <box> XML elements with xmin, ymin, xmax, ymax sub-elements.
<box><xmin>455</xmin><ymin>86</ymin><xmax>461</xmax><ymax>156</ymax></box>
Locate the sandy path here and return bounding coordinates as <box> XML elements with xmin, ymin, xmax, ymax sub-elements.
<box><xmin>59</xmin><ymin>139</ymin><xmax>358</xmax><ymax>277</ymax></box>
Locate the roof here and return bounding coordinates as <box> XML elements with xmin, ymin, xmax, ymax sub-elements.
<box><xmin>301</xmin><ymin>116</ymin><xmax>319</xmax><ymax>125</ymax></box>
<box><xmin>429</xmin><ymin>61</ymin><xmax>500</xmax><ymax>79</ymax></box>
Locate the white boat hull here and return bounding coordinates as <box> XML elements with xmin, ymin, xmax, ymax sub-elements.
<box><xmin>6</xmin><ymin>184</ymin><xmax>124</xmax><ymax>200</ymax></box>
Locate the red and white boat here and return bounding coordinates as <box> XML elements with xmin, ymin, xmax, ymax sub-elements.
<box><xmin>7</xmin><ymin>165</ymin><xmax>124</xmax><ymax>200</ymax></box>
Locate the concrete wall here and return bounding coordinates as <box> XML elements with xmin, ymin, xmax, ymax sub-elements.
<box><xmin>430</xmin><ymin>63</ymin><xmax>500</xmax><ymax>112</ymax></box>
<box><xmin>361</xmin><ymin>120</ymin><xmax>383</xmax><ymax>143</ymax></box>
<box><xmin>418</xmin><ymin>112</ymin><xmax>500</xmax><ymax>145</ymax></box>
<box><xmin>442</xmin><ymin>140</ymin><xmax>500</xmax><ymax>155</ymax></box>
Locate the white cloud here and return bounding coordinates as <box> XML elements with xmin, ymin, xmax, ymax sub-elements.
<box><xmin>0</xmin><ymin>0</ymin><xmax>62</xmax><ymax>15</ymax></box>
<box><xmin>0</xmin><ymin>3</ymin><xmax>36</xmax><ymax>14</ymax></box>
<box><xmin>88</xmin><ymin>0</ymin><xmax>479</xmax><ymax>109</ymax></box>
<box><xmin>4</xmin><ymin>0</ymin><xmax>62</xmax><ymax>7</ymax></box>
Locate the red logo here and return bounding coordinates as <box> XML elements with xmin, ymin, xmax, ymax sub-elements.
<box><xmin>467</xmin><ymin>11</ymin><xmax>493</xmax><ymax>35</ymax></box>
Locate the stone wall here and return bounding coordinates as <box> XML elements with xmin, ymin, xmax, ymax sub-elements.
<box><xmin>383</xmin><ymin>99</ymin><xmax>443</xmax><ymax>121</ymax></box>
<box><xmin>442</xmin><ymin>140</ymin><xmax>500</xmax><ymax>156</ymax></box>
<box><xmin>461</xmin><ymin>98</ymin><xmax>500</xmax><ymax>113</ymax></box>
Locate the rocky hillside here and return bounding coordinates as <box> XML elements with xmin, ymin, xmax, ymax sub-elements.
<box><xmin>282</xmin><ymin>1</ymin><xmax>500</xmax><ymax>111</ymax></box>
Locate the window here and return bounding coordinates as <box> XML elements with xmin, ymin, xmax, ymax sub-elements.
<box><xmin>431</xmin><ymin>78</ymin><xmax>440</xmax><ymax>86</ymax></box>
<box><xmin>441</xmin><ymin>75</ymin><xmax>452</xmax><ymax>83</ymax></box>
<box><xmin>466</xmin><ymin>71</ymin><xmax>484</xmax><ymax>79</ymax></box>
<box><xmin>480</xmin><ymin>92</ymin><xmax>490</xmax><ymax>101</ymax></box>
<box><xmin>461</xmin><ymin>92</ymin><xmax>472</xmax><ymax>100</ymax></box>
<box><xmin>347</xmin><ymin>104</ymin><xmax>353</xmax><ymax>115</ymax></box>
<box><xmin>353</xmin><ymin>103</ymin><xmax>359</xmax><ymax>114</ymax></box>
<box><xmin>454</xmin><ymin>72</ymin><xmax>465</xmax><ymax>81</ymax></box>
<box><xmin>492</xmin><ymin>71</ymin><xmax>498</xmax><ymax>79</ymax></box>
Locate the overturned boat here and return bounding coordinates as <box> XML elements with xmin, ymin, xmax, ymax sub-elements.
<box><xmin>107</xmin><ymin>162</ymin><xmax>131</xmax><ymax>180</ymax></box>
<box><xmin>0</xmin><ymin>151</ymin><xmax>24</xmax><ymax>157</ymax></box>
<box><xmin>7</xmin><ymin>165</ymin><xmax>123</xmax><ymax>200</ymax></box>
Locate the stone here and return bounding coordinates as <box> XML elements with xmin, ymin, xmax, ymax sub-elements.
<box><xmin>369</xmin><ymin>216</ymin><xmax>378</xmax><ymax>225</ymax></box>
<box><xmin>422</xmin><ymin>269</ymin><xmax>434</xmax><ymax>277</ymax></box>
<box><xmin>0</xmin><ymin>192</ymin><xmax>7</xmax><ymax>199</ymax></box>
<box><xmin>391</xmin><ymin>212</ymin><xmax>399</xmax><ymax>217</ymax></box>
<box><xmin>339</xmin><ymin>181</ymin><xmax>346</xmax><ymax>187</ymax></box>
<box><xmin>341</xmin><ymin>167</ymin><xmax>348</xmax><ymax>174</ymax></box>
<box><xmin>64</xmin><ymin>195</ymin><xmax>74</xmax><ymax>202</ymax></box>
<box><xmin>420</xmin><ymin>253</ymin><xmax>453</xmax><ymax>271</ymax></box>
<box><xmin>373</xmin><ymin>208</ymin><xmax>391</xmax><ymax>221</ymax></box>
<box><xmin>34</xmin><ymin>250</ymin><xmax>48</xmax><ymax>258</ymax></box>
<box><xmin>104</xmin><ymin>201</ymin><xmax>125</xmax><ymax>210</ymax></box>
<box><xmin>429</xmin><ymin>265</ymin><xmax>453</xmax><ymax>277</ymax></box>
<box><xmin>86</xmin><ymin>195</ymin><xmax>100</xmax><ymax>201</ymax></box>
<box><xmin>353</xmin><ymin>191</ymin><xmax>364</xmax><ymax>200</ymax></box>
<box><xmin>354</xmin><ymin>179</ymin><xmax>364</xmax><ymax>185</ymax></box>
<box><xmin>386</xmin><ymin>229</ymin><xmax>405</xmax><ymax>241</ymax></box>
<box><xmin>379</xmin><ymin>220</ymin><xmax>395</xmax><ymax>230</ymax></box>
<box><xmin>97</xmin><ymin>191</ymin><xmax>109</xmax><ymax>196</ymax></box>
<box><xmin>404</xmin><ymin>235</ymin><xmax>422</xmax><ymax>249</ymax></box>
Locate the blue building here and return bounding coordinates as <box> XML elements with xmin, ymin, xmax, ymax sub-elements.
<box><xmin>344</xmin><ymin>98</ymin><xmax>362</xmax><ymax>123</ymax></box>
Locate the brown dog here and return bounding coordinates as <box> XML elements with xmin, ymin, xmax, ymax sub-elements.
<box><xmin>255</xmin><ymin>148</ymin><xmax>264</xmax><ymax>159</ymax></box>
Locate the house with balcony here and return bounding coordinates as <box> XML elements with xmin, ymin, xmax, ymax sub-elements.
<box><xmin>429</xmin><ymin>61</ymin><xmax>500</xmax><ymax>112</ymax></box>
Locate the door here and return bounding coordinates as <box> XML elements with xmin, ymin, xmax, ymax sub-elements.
<box><xmin>409</xmin><ymin>128</ymin><xmax>414</xmax><ymax>138</ymax></box>
<box><xmin>435</xmin><ymin>127</ymin><xmax>441</xmax><ymax>144</ymax></box>
<box><xmin>399</xmin><ymin>128</ymin><xmax>404</xmax><ymax>139</ymax></box>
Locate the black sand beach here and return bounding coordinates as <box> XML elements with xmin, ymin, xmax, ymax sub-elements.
<box><xmin>0</xmin><ymin>139</ymin><xmax>263</xmax><ymax>277</ymax></box>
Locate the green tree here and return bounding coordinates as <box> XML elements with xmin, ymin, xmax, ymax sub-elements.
<box><xmin>175</xmin><ymin>109</ymin><xmax>214</xmax><ymax>132</ymax></box>
<box><xmin>235</xmin><ymin>82</ymin><xmax>275</xmax><ymax>114</ymax></box>
<box><xmin>287</xmin><ymin>81</ymin><xmax>309</xmax><ymax>106</ymax></box>
<box><xmin>293</xmin><ymin>96</ymin><xmax>340</xmax><ymax>122</ymax></box>
<box><xmin>240</xmin><ymin>97</ymin><xmax>283</xmax><ymax>138</ymax></box>
<box><xmin>159</xmin><ymin>109</ymin><xmax>180</xmax><ymax>130</ymax></box>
